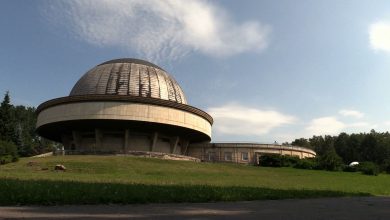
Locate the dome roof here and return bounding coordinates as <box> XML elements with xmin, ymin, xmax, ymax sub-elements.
<box><xmin>70</xmin><ymin>58</ymin><xmax>187</xmax><ymax>104</ymax></box>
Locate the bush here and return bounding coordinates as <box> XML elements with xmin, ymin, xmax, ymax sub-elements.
<box><xmin>258</xmin><ymin>154</ymin><xmax>282</xmax><ymax>167</ymax></box>
<box><xmin>0</xmin><ymin>155</ymin><xmax>13</xmax><ymax>164</ymax></box>
<box><xmin>343</xmin><ymin>165</ymin><xmax>358</xmax><ymax>172</ymax></box>
<box><xmin>359</xmin><ymin>162</ymin><xmax>380</xmax><ymax>176</ymax></box>
<box><xmin>0</xmin><ymin>140</ymin><xmax>19</xmax><ymax>165</ymax></box>
<box><xmin>381</xmin><ymin>159</ymin><xmax>390</xmax><ymax>174</ymax></box>
<box><xmin>258</xmin><ymin>154</ymin><xmax>299</xmax><ymax>167</ymax></box>
<box><xmin>282</xmin><ymin>155</ymin><xmax>300</xmax><ymax>167</ymax></box>
<box><xmin>317</xmin><ymin>150</ymin><xmax>343</xmax><ymax>171</ymax></box>
<box><xmin>294</xmin><ymin>158</ymin><xmax>319</xmax><ymax>170</ymax></box>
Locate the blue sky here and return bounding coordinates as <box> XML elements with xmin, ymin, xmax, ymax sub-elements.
<box><xmin>1</xmin><ymin>0</ymin><xmax>390</xmax><ymax>143</ymax></box>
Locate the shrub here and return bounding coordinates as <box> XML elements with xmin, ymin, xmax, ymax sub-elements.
<box><xmin>317</xmin><ymin>150</ymin><xmax>343</xmax><ymax>171</ymax></box>
<box><xmin>359</xmin><ymin>162</ymin><xmax>380</xmax><ymax>176</ymax></box>
<box><xmin>0</xmin><ymin>155</ymin><xmax>13</xmax><ymax>164</ymax></box>
<box><xmin>343</xmin><ymin>165</ymin><xmax>358</xmax><ymax>172</ymax></box>
<box><xmin>258</xmin><ymin>154</ymin><xmax>283</xmax><ymax>167</ymax></box>
<box><xmin>258</xmin><ymin>154</ymin><xmax>299</xmax><ymax>167</ymax></box>
<box><xmin>282</xmin><ymin>155</ymin><xmax>300</xmax><ymax>167</ymax></box>
<box><xmin>294</xmin><ymin>158</ymin><xmax>318</xmax><ymax>170</ymax></box>
<box><xmin>0</xmin><ymin>140</ymin><xmax>19</xmax><ymax>165</ymax></box>
<box><xmin>381</xmin><ymin>159</ymin><xmax>390</xmax><ymax>174</ymax></box>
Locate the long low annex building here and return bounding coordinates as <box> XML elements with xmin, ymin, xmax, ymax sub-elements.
<box><xmin>36</xmin><ymin>58</ymin><xmax>315</xmax><ymax>164</ymax></box>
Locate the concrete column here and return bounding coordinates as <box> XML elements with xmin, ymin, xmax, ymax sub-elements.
<box><xmin>250</xmin><ymin>147</ymin><xmax>254</xmax><ymax>164</ymax></box>
<box><xmin>182</xmin><ymin>140</ymin><xmax>189</xmax><ymax>155</ymax></box>
<box><xmin>170</xmin><ymin>136</ymin><xmax>180</xmax><ymax>154</ymax></box>
<box><xmin>255</xmin><ymin>152</ymin><xmax>259</xmax><ymax>165</ymax></box>
<box><xmin>150</xmin><ymin>132</ymin><xmax>158</xmax><ymax>152</ymax></box>
<box><xmin>95</xmin><ymin>129</ymin><xmax>103</xmax><ymax>152</ymax></box>
<box><xmin>60</xmin><ymin>134</ymin><xmax>70</xmax><ymax>155</ymax></box>
<box><xmin>61</xmin><ymin>134</ymin><xmax>70</xmax><ymax>150</ymax></box>
<box><xmin>234</xmin><ymin>147</ymin><xmax>237</xmax><ymax>163</ymax></box>
<box><xmin>72</xmin><ymin>131</ymin><xmax>81</xmax><ymax>151</ymax></box>
<box><xmin>124</xmin><ymin>129</ymin><xmax>130</xmax><ymax>154</ymax></box>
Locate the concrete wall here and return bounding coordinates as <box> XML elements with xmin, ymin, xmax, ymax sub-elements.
<box><xmin>187</xmin><ymin>143</ymin><xmax>316</xmax><ymax>165</ymax></box>
<box><xmin>37</xmin><ymin>101</ymin><xmax>212</xmax><ymax>139</ymax></box>
<box><xmin>62</xmin><ymin>129</ymin><xmax>184</xmax><ymax>154</ymax></box>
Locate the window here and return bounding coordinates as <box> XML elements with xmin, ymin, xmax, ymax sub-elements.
<box><xmin>241</xmin><ymin>152</ymin><xmax>249</xmax><ymax>161</ymax></box>
<box><xmin>224</xmin><ymin>152</ymin><xmax>232</xmax><ymax>161</ymax></box>
<box><xmin>208</xmin><ymin>152</ymin><xmax>216</xmax><ymax>161</ymax></box>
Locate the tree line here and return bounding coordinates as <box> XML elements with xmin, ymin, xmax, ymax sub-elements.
<box><xmin>292</xmin><ymin>130</ymin><xmax>390</xmax><ymax>170</ymax></box>
<box><xmin>0</xmin><ymin>91</ymin><xmax>54</xmax><ymax>164</ymax></box>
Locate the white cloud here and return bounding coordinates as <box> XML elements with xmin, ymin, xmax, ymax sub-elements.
<box><xmin>305</xmin><ymin>115</ymin><xmax>376</xmax><ymax>136</ymax></box>
<box><xmin>208</xmin><ymin>104</ymin><xmax>296</xmax><ymax>136</ymax></box>
<box><xmin>43</xmin><ymin>0</ymin><xmax>270</xmax><ymax>62</ymax></box>
<box><xmin>347</xmin><ymin>122</ymin><xmax>369</xmax><ymax>127</ymax></box>
<box><xmin>338</xmin><ymin>109</ymin><xmax>364</xmax><ymax>118</ymax></box>
<box><xmin>306</xmin><ymin>117</ymin><xmax>345</xmax><ymax>136</ymax></box>
<box><xmin>369</xmin><ymin>21</ymin><xmax>390</xmax><ymax>52</ymax></box>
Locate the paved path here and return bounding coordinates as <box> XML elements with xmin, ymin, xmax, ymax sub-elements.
<box><xmin>1</xmin><ymin>197</ymin><xmax>389</xmax><ymax>219</ymax></box>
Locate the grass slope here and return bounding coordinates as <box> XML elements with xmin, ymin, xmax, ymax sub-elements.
<box><xmin>1</xmin><ymin>156</ymin><xmax>389</xmax><ymax>205</ymax></box>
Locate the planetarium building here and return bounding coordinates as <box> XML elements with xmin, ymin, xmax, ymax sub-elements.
<box><xmin>36</xmin><ymin>58</ymin><xmax>315</xmax><ymax>164</ymax></box>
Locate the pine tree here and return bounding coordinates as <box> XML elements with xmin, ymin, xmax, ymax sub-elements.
<box><xmin>0</xmin><ymin>91</ymin><xmax>16</xmax><ymax>142</ymax></box>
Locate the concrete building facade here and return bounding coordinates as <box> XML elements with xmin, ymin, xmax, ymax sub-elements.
<box><xmin>36</xmin><ymin>58</ymin><xmax>212</xmax><ymax>155</ymax></box>
<box><xmin>188</xmin><ymin>143</ymin><xmax>316</xmax><ymax>165</ymax></box>
<box><xmin>36</xmin><ymin>58</ymin><xmax>315</xmax><ymax>164</ymax></box>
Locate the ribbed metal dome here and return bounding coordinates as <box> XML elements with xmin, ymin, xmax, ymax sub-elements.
<box><xmin>70</xmin><ymin>58</ymin><xmax>187</xmax><ymax>104</ymax></box>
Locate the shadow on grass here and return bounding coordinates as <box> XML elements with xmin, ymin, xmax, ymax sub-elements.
<box><xmin>0</xmin><ymin>178</ymin><xmax>371</xmax><ymax>205</ymax></box>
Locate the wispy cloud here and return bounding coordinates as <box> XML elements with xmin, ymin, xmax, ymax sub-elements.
<box><xmin>369</xmin><ymin>21</ymin><xmax>390</xmax><ymax>52</ymax></box>
<box><xmin>339</xmin><ymin>109</ymin><xmax>364</xmax><ymax>118</ymax></box>
<box><xmin>43</xmin><ymin>0</ymin><xmax>270</xmax><ymax>62</ymax></box>
<box><xmin>208</xmin><ymin>104</ymin><xmax>296</xmax><ymax>136</ymax></box>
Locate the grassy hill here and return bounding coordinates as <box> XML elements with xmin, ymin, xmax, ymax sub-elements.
<box><xmin>1</xmin><ymin>155</ymin><xmax>389</xmax><ymax>205</ymax></box>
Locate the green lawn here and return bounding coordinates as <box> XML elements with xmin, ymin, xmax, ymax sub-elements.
<box><xmin>0</xmin><ymin>155</ymin><xmax>389</xmax><ymax>205</ymax></box>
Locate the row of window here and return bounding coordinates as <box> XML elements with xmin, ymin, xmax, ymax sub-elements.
<box><xmin>208</xmin><ymin>152</ymin><xmax>249</xmax><ymax>161</ymax></box>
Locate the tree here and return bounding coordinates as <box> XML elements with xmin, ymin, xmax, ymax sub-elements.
<box><xmin>317</xmin><ymin>148</ymin><xmax>343</xmax><ymax>171</ymax></box>
<box><xmin>309</xmin><ymin>135</ymin><xmax>334</xmax><ymax>156</ymax></box>
<box><xmin>0</xmin><ymin>91</ymin><xmax>54</xmax><ymax>158</ymax></box>
<box><xmin>345</xmin><ymin>134</ymin><xmax>362</xmax><ymax>162</ymax></box>
<box><xmin>334</xmin><ymin>132</ymin><xmax>349</xmax><ymax>163</ymax></box>
<box><xmin>12</xmin><ymin>105</ymin><xmax>40</xmax><ymax>156</ymax></box>
<box><xmin>292</xmin><ymin>138</ymin><xmax>312</xmax><ymax>149</ymax></box>
<box><xmin>360</xmin><ymin>132</ymin><xmax>378</xmax><ymax>162</ymax></box>
<box><xmin>0</xmin><ymin>139</ymin><xmax>18</xmax><ymax>164</ymax></box>
<box><xmin>0</xmin><ymin>91</ymin><xmax>16</xmax><ymax>142</ymax></box>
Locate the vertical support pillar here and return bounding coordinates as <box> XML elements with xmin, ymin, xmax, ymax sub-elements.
<box><xmin>235</xmin><ymin>147</ymin><xmax>238</xmax><ymax>163</ymax></box>
<box><xmin>170</xmin><ymin>136</ymin><xmax>180</xmax><ymax>154</ymax></box>
<box><xmin>60</xmin><ymin>134</ymin><xmax>70</xmax><ymax>155</ymax></box>
<box><xmin>95</xmin><ymin>129</ymin><xmax>103</xmax><ymax>153</ymax></box>
<box><xmin>72</xmin><ymin>130</ymin><xmax>81</xmax><ymax>152</ymax></box>
<box><xmin>150</xmin><ymin>132</ymin><xmax>158</xmax><ymax>152</ymax></box>
<box><xmin>250</xmin><ymin>147</ymin><xmax>253</xmax><ymax>164</ymax></box>
<box><xmin>124</xmin><ymin>129</ymin><xmax>130</xmax><ymax>154</ymax></box>
<box><xmin>61</xmin><ymin>134</ymin><xmax>70</xmax><ymax>149</ymax></box>
<box><xmin>182</xmin><ymin>140</ymin><xmax>189</xmax><ymax>155</ymax></box>
<box><xmin>219</xmin><ymin>147</ymin><xmax>222</xmax><ymax>162</ymax></box>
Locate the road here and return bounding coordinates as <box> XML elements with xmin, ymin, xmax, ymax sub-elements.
<box><xmin>1</xmin><ymin>197</ymin><xmax>389</xmax><ymax>219</ymax></box>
